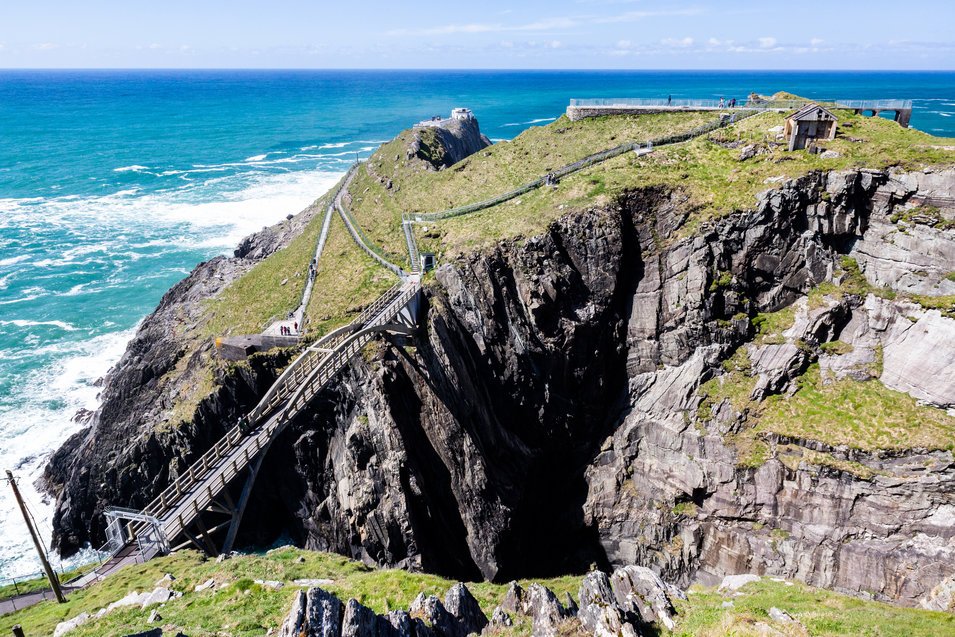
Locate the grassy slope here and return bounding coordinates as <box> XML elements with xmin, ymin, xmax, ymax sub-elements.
<box><xmin>698</xmin><ymin>269</ymin><xmax>955</xmax><ymax>466</ymax></box>
<box><xmin>3</xmin><ymin>549</ymin><xmax>951</xmax><ymax>637</ymax></box>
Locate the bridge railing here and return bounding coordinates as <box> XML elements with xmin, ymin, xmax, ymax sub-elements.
<box><xmin>568</xmin><ymin>98</ymin><xmax>811</xmax><ymax>110</ymax></box>
<box><xmin>156</xmin><ymin>280</ymin><xmax>420</xmax><ymax>543</ymax></box>
<box><xmin>834</xmin><ymin>99</ymin><xmax>913</xmax><ymax>110</ymax></box>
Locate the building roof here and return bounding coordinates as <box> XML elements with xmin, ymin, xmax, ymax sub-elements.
<box><xmin>788</xmin><ymin>103</ymin><xmax>837</xmax><ymax>122</ymax></box>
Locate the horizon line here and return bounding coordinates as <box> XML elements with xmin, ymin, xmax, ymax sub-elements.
<box><xmin>1</xmin><ymin>67</ymin><xmax>954</xmax><ymax>73</ymax></box>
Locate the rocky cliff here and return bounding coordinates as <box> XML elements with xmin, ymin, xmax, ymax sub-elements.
<box><xmin>44</xmin><ymin>152</ymin><xmax>955</xmax><ymax>609</ymax></box>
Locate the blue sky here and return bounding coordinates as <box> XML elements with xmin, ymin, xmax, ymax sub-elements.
<box><xmin>1</xmin><ymin>0</ymin><xmax>953</xmax><ymax>69</ymax></box>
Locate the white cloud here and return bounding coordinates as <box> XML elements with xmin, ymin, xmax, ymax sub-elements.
<box><xmin>758</xmin><ymin>36</ymin><xmax>777</xmax><ymax>48</ymax></box>
<box><xmin>34</xmin><ymin>42</ymin><xmax>58</xmax><ymax>51</ymax></box>
<box><xmin>662</xmin><ymin>37</ymin><xmax>694</xmax><ymax>48</ymax></box>
<box><xmin>810</xmin><ymin>37</ymin><xmax>824</xmax><ymax>47</ymax></box>
<box><xmin>389</xmin><ymin>17</ymin><xmax>578</xmax><ymax>36</ymax></box>
<box><xmin>594</xmin><ymin>8</ymin><xmax>704</xmax><ymax>24</ymax></box>
<box><xmin>616</xmin><ymin>39</ymin><xmax>632</xmax><ymax>49</ymax></box>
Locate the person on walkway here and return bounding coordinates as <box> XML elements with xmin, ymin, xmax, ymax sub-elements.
<box><xmin>667</xmin><ymin>95</ymin><xmax>672</xmax><ymax>106</ymax></box>
<box><xmin>719</xmin><ymin>97</ymin><xmax>725</xmax><ymax>109</ymax></box>
<box><xmin>293</xmin><ymin>322</ymin><xmax>298</xmax><ymax>333</ymax></box>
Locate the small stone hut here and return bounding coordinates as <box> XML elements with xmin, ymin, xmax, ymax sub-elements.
<box><xmin>785</xmin><ymin>103</ymin><xmax>838</xmax><ymax>151</ymax></box>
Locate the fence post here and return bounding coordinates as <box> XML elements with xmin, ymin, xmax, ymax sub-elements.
<box><xmin>12</xmin><ymin>625</ymin><xmax>26</xmax><ymax>637</ymax></box>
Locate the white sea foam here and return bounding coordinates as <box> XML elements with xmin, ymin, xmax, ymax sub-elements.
<box><xmin>501</xmin><ymin>116</ymin><xmax>557</xmax><ymax>127</ymax></box>
<box><xmin>0</xmin><ymin>255</ymin><xmax>30</xmax><ymax>267</ymax></box>
<box><xmin>0</xmin><ymin>319</ymin><xmax>78</xmax><ymax>331</ymax></box>
<box><xmin>244</xmin><ymin>154</ymin><xmax>268</xmax><ymax>162</ymax></box>
<box><xmin>113</xmin><ymin>165</ymin><xmax>150</xmax><ymax>173</ymax></box>
<box><xmin>0</xmin><ymin>328</ymin><xmax>134</xmax><ymax>578</ymax></box>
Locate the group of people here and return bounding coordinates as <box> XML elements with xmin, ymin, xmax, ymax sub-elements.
<box><xmin>665</xmin><ymin>95</ymin><xmax>738</xmax><ymax>108</ymax></box>
<box><xmin>280</xmin><ymin>323</ymin><xmax>297</xmax><ymax>336</ymax></box>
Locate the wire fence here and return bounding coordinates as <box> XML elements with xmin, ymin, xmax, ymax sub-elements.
<box><xmin>409</xmin><ymin>109</ymin><xmax>762</xmax><ymax>223</ymax></box>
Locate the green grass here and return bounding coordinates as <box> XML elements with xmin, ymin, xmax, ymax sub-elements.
<box><xmin>4</xmin><ymin>549</ymin><xmax>951</xmax><ymax>637</ymax></box>
<box><xmin>0</xmin><ymin>563</ymin><xmax>98</xmax><ymax>600</ymax></box>
<box><xmin>0</xmin><ymin>549</ymin><xmax>580</xmax><ymax>637</ymax></box>
<box><xmin>348</xmin><ymin>111</ymin><xmax>717</xmax><ymax>258</ymax></box>
<box><xmin>674</xmin><ymin>578</ymin><xmax>955</xmax><ymax>637</ymax></box>
<box><xmin>756</xmin><ymin>364</ymin><xmax>955</xmax><ymax>452</ymax></box>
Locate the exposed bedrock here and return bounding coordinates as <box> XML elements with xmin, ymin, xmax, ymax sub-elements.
<box><xmin>45</xmin><ymin>167</ymin><xmax>955</xmax><ymax>607</ymax></box>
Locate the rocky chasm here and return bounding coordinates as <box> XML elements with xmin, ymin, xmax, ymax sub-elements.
<box><xmin>44</xmin><ymin>165</ymin><xmax>955</xmax><ymax>610</ymax></box>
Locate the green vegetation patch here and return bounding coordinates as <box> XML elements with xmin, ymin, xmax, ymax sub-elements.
<box><xmin>889</xmin><ymin>204</ymin><xmax>955</xmax><ymax>230</ymax></box>
<box><xmin>5</xmin><ymin>549</ymin><xmax>952</xmax><ymax>637</ymax></box>
<box><xmin>674</xmin><ymin>578</ymin><xmax>955</xmax><ymax>637</ymax></box>
<box><xmin>756</xmin><ymin>365</ymin><xmax>955</xmax><ymax>452</ymax></box>
<box><xmin>0</xmin><ymin>549</ymin><xmax>580</xmax><ymax>637</ymax></box>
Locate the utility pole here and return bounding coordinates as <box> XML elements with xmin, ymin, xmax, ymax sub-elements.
<box><xmin>5</xmin><ymin>470</ymin><xmax>66</xmax><ymax>603</ymax></box>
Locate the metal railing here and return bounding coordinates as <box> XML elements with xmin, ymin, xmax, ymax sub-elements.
<box><xmin>154</xmin><ymin>279</ymin><xmax>420</xmax><ymax>544</ymax></box>
<box><xmin>409</xmin><ymin>109</ymin><xmax>761</xmax><ymax>223</ymax></box>
<box><xmin>335</xmin><ymin>164</ymin><xmax>406</xmax><ymax>277</ymax></box>
<box><xmin>834</xmin><ymin>99</ymin><xmax>913</xmax><ymax>110</ymax></box>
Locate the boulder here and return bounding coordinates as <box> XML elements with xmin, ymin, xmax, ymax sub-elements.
<box><xmin>342</xmin><ymin>598</ymin><xmax>380</xmax><ymax>637</ymax></box>
<box><xmin>141</xmin><ymin>586</ymin><xmax>175</xmax><ymax>608</ymax></box>
<box><xmin>107</xmin><ymin>590</ymin><xmax>149</xmax><ymax>612</ymax></box>
<box><xmin>410</xmin><ymin>593</ymin><xmax>458</xmax><ymax>637</ymax></box>
<box><xmin>490</xmin><ymin>606</ymin><xmax>512</xmax><ymax>627</ymax></box>
<box><xmin>382</xmin><ymin>610</ymin><xmax>415</xmax><ymax>637</ymax></box>
<box><xmin>609</xmin><ymin>565</ymin><xmax>684</xmax><ymax>631</ymax></box>
<box><xmin>280</xmin><ymin>587</ymin><xmax>344</xmax><ymax>637</ymax></box>
<box><xmin>53</xmin><ymin>612</ymin><xmax>90</xmax><ymax>637</ymax></box>
<box><xmin>500</xmin><ymin>582</ymin><xmax>524</xmax><ymax>614</ymax></box>
<box><xmin>444</xmin><ymin>583</ymin><xmax>488</xmax><ymax>637</ymax></box>
<box><xmin>719</xmin><ymin>574</ymin><xmax>761</xmax><ymax>592</ymax></box>
<box><xmin>577</xmin><ymin>572</ymin><xmax>635</xmax><ymax>637</ymax></box>
<box><xmin>194</xmin><ymin>578</ymin><xmax>216</xmax><ymax>592</ymax></box>
<box><xmin>523</xmin><ymin>584</ymin><xmax>568</xmax><ymax>637</ymax></box>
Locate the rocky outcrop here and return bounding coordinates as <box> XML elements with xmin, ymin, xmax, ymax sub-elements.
<box><xmin>46</xmin><ymin>161</ymin><xmax>955</xmax><ymax>608</ymax></box>
<box><xmin>409</xmin><ymin>115</ymin><xmax>492</xmax><ymax>170</ymax></box>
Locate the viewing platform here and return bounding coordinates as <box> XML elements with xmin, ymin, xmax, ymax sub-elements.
<box><xmin>567</xmin><ymin>98</ymin><xmax>913</xmax><ymax>127</ymax></box>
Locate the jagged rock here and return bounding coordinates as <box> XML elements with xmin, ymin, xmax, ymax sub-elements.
<box><xmin>147</xmin><ymin>609</ymin><xmax>162</xmax><ymax>623</ymax></box>
<box><xmin>920</xmin><ymin>574</ymin><xmax>955</xmax><ymax>612</ymax></box>
<box><xmin>342</xmin><ymin>598</ymin><xmax>380</xmax><ymax>637</ymax></box>
<box><xmin>444</xmin><ymin>583</ymin><xmax>489</xmax><ymax>636</ymax></box>
<box><xmin>578</xmin><ymin>572</ymin><xmax>636</xmax><ymax>637</ymax></box>
<box><xmin>500</xmin><ymin>582</ymin><xmax>524</xmax><ymax>614</ymax></box>
<box><xmin>54</xmin><ymin>612</ymin><xmax>90</xmax><ymax>637</ymax></box>
<box><xmin>490</xmin><ymin>607</ymin><xmax>512</xmax><ymax>627</ymax></box>
<box><xmin>410</xmin><ymin>593</ymin><xmax>458</xmax><ymax>637</ymax></box>
<box><xmin>609</xmin><ymin>565</ymin><xmax>683</xmax><ymax>630</ymax></box>
<box><xmin>738</xmin><ymin>145</ymin><xmax>758</xmax><ymax>161</ymax></box>
<box><xmin>563</xmin><ymin>592</ymin><xmax>578</xmax><ymax>615</ymax></box>
<box><xmin>719</xmin><ymin>574</ymin><xmax>761</xmax><ymax>592</ymax></box>
<box><xmin>523</xmin><ymin>584</ymin><xmax>568</xmax><ymax>637</ymax></box>
<box><xmin>383</xmin><ymin>610</ymin><xmax>415</xmax><ymax>637</ymax></box>
<box><xmin>44</xmin><ymin>140</ymin><xmax>955</xmax><ymax>613</ymax></box>
<box><xmin>256</xmin><ymin>579</ymin><xmax>285</xmax><ymax>590</ymax></box>
<box><xmin>280</xmin><ymin>587</ymin><xmax>344</xmax><ymax>637</ymax></box>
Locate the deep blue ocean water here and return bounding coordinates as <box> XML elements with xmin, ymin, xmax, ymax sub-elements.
<box><xmin>1</xmin><ymin>69</ymin><xmax>954</xmax><ymax>578</ymax></box>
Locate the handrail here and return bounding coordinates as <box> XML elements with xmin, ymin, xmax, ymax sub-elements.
<box><xmin>569</xmin><ymin>97</ymin><xmax>912</xmax><ymax>111</ymax></box>
<box><xmin>335</xmin><ymin>169</ymin><xmax>405</xmax><ymax>277</ymax></box>
<box><xmin>409</xmin><ymin>109</ymin><xmax>761</xmax><ymax>223</ymax></box>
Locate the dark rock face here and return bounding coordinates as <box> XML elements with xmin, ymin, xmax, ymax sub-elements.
<box><xmin>280</xmin><ymin>587</ymin><xmax>344</xmax><ymax>637</ymax></box>
<box><xmin>46</xmin><ymin>166</ymin><xmax>955</xmax><ymax>607</ymax></box>
<box><xmin>410</xmin><ymin>116</ymin><xmax>492</xmax><ymax>170</ymax></box>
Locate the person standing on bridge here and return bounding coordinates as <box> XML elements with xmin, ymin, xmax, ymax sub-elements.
<box><xmin>719</xmin><ymin>96</ymin><xmax>725</xmax><ymax>109</ymax></box>
<box><xmin>667</xmin><ymin>95</ymin><xmax>672</xmax><ymax>106</ymax></box>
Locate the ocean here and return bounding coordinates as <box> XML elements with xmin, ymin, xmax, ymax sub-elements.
<box><xmin>2</xmin><ymin>69</ymin><xmax>954</xmax><ymax>580</ymax></box>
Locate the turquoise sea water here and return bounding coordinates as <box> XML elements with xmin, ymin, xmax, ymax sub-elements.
<box><xmin>1</xmin><ymin>70</ymin><xmax>955</xmax><ymax>578</ymax></box>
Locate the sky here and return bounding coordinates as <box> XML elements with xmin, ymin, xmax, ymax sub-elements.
<box><xmin>0</xmin><ymin>0</ymin><xmax>953</xmax><ymax>69</ymax></box>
